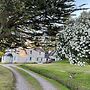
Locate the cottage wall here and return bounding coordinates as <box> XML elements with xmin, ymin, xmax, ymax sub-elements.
<box><xmin>2</xmin><ymin>48</ymin><xmax>46</xmax><ymax>63</ymax></box>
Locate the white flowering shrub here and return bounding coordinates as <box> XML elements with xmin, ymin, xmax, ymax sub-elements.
<box><xmin>57</xmin><ymin>12</ymin><xmax>90</xmax><ymax>65</ymax></box>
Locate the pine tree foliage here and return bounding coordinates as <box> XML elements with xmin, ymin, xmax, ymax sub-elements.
<box><xmin>0</xmin><ymin>0</ymin><xmax>87</xmax><ymax>48</ymax></box>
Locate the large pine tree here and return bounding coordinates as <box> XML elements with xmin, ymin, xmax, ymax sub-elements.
<box><xmin>0</xmin><ymin>0</ymin><xmax>88</xmax><ymax>48</ymax></box>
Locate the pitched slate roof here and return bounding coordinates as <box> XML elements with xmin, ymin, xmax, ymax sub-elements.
<box><xmin>34</xmin><ymin>47</ymin><xmax>44</xmax><ymax>52</ymax></box>
<box><xmin>49</xmin><ymin>50</ymin><xmax>56</xmax><ymax>56</ymax></box>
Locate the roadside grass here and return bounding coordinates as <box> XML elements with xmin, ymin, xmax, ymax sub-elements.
<box><xmin>19</xmin><ymin>64</ymin><xmax>69</xmax><ymax>90</ymax></box>
<box><xmin>19</xmin><ymin>61</ymin><xmax>90</xmax><ymax>90</ymax></box>
<box><xmin>0</xmin><ymin>65</ymin><xmax>14</xmax><ymax>90</ymax></box>
<box><xmin>16</xmin><ymin>68</ymin><xmax>42</xmax><ymax>90</ymax></box>
<box><xmin>37</xmin><ymin>72</ymin><xmax>69</xmax><ymax>90</ymax></box>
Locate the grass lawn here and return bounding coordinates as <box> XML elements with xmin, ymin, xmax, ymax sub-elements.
<box><xmin>0</xmin><ymin>65</ymin><xmax>14</xmax><ymax>90</ymax></box>
<box><xmin>16</xmin><ymin>68</ymin><xmax>42</xmax><ymax>90</ymax></box>
<box><xmin>19</xmin><ymin>61</ymin><xmax>90</xmax><ymax>90</ymax></box>
<box><xmin>37</xmin><ymin>71</ymin><xmax>69</xmax><ymax>90</ymax></box>
<box><xmin>19</xmin><ymin>65</ymin><xmax>69</xmax><ymax>90</ymax></box>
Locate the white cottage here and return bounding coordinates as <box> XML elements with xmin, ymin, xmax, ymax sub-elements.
<box><xmin>2</xmin><ymin>47</ymin><xmax>46</xmax><ymax>63</ymax></box>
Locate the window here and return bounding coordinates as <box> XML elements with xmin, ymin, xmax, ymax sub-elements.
<box><xmin>37</xmin><ymin>58</ymin><xmax>38</xmax><ymax>61</ymax></box>
<box><xmin>30</xmin><ymin>57</ymin><xmax>32</xmax><ymax>60</ymax></box>
<box><xmin>30</xmin><ymin>50</ymin><xmax>32</xmax><ymax>54</ymax></box>
<box><xmin>41</xmin><ymin>58</ymin><xmax>42</xmax><ymax>61</ymax></box>
<box><xmin>39</xmin><ymin>52</ymin><xmax>41</xmax><ymax>55</ymax></box>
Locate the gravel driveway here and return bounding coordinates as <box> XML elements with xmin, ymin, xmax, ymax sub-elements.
<box><xmin>2</xmin><ymin>64</ymin><xmax>57</xmax><ymax>90</ymax></box>
<box><xmin>2</xmin><ymin>64</ymin><xmax>32</xmax><ymax>90</ymax></box>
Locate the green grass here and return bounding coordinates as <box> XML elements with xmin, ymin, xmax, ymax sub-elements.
<box><xmin>16</xmin><ymin>68</ymin><xmax>42</xmax><ymax>90</ymax></box>
<box><xmin>19</xmin><ymin>64</ymin><xmax>69</xmax><ymax>90</ymax></box>
<box><xmin>38</xmin><ymin>73</ymin><xmax>69</xmax><ymax>90</ymax></box>
<box><xmin>0</xmin><ymin>65</ymin><xmax>14</xmax><ymax>90</ymax></box>
<box><xmin>19</xmin><ymin>61</ymin><xmax>90</xmax><ymax>90</ymax></box>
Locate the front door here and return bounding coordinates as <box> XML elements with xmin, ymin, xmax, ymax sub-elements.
<box><xmin>38</xmin><ymin>58</ymin><xmax>42</xmax><ymax>63</ymax></box>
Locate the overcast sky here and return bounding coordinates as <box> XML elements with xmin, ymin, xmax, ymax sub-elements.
<box><xmin>73</xmin><ymin>0</ymin><xmax>90</xmax><ymax>17</ymax></box>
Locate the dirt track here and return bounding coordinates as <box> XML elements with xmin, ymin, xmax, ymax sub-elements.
<box><xmin>2</xmin><ymin>64</ymin><xmax>57</xmax><ymax>90</ymax></box>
